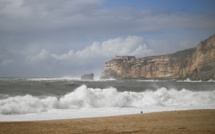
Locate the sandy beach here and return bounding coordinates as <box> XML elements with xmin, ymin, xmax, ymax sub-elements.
<box><xmin>0</xmin><ymin>109</ymin><xmax>215</xmax><ymax>134</ymax></box>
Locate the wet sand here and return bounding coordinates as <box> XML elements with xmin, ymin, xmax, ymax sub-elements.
<box><xmin>0</xmin><ymin>109</ymin><xmax>215</xmax><ymax>134</ymax></box>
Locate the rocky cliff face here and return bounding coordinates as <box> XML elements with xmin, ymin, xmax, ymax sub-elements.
<box><xmin>101</xmin><ymin>35</ymin><xmax>215</xmax><ymax>80</ymax></box>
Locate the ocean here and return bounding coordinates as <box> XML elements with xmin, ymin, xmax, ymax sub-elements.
<box><xmin>0</xmin><ymin>77</ymin><xmax>215</xmax><ymax>121</ymax></box>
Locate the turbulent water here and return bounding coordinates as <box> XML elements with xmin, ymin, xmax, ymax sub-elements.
<box><xmin>0</xmin><ymin>77</ymin><xmax>215</xmax><ymax>121</ymax></box>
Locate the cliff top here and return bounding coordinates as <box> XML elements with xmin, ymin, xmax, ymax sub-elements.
<box><xmin>111</xmin><ymin>34</ymin><xmax>215</xmax><ymax>62</ymax></box>
<box><xmin>115</xmin><ymin>56</ymin><xmax>136</xmax><ymax>60</ymax></box>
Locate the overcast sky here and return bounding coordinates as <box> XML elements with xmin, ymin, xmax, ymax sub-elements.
<box><xmin>0</xmin><ymin>0</ymin><xmax>215</xmax><ymax>78</ymax></box>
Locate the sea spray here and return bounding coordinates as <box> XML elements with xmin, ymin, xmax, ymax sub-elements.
<box><xmin>0</xmin><ymin>95</ymin><xmax>58</xmax><ymax>114</ymax></box>
<box><xmin>1</xmin><ymin>85</ymin><xmax>215</xmax><ymax>115</ymax></box>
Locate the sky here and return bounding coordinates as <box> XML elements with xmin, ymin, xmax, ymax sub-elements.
<box><xmin>0</xmin><ymin>0</ymin><xmax>215</xmax><ymax>78</ymax></box>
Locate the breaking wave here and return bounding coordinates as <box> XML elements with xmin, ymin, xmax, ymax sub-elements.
<box><xmin>0</xmin><ymin>85</ymin><xmax>215</xmax><ymax>115</ymax></box>
<box><xmin>26</xmin><ymin>77</ymin><xmax>80</xmax><ymax>81</ymax></box>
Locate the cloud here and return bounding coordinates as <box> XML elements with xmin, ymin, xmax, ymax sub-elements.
<box><xmin>52</xmin><ymin>50</ymin><xmax>74</xmax><ymax>60</ymax></box>
<box><xmin>34</xmin><ymin>36</ymin><xmax>154</xmax><ymax>62</ymax></box>
<box><xmin>0</xmin><ymin>0</ymin><xmax>214</xmax><ymax>77</ymax></box>
<box><xmin>53</xmin><ymin>36</ymin><xmax>154</xmax><ymax>60</ymax></box>
<box><xmin>0</xmin><ymin>59</ymin><xmax>13</xmax><ymax>66</ymax></box>
<box><xmin>29</xmin><ymin>49</ymin><xmax>50</xmax><ymax>62</ymax></box>
<box><xmin>0</xmin><ymin>0</ymin><xmax>214</xmax><ymax>36</ymax></box>
<box><xmin>0</xmin><ymin>36</ymin><xmax>155</xmax><ymax>77</ymax></box>
<box><xmin>0</xmin><ymin>0</ymin><xmax>104</xmax><ymax>33</ymax></box>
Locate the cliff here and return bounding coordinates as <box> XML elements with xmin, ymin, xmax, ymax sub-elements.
<box><xmin>101</xmin><ymin>35</ymin><xmax>215</xmax><ymax>80</ymax></box>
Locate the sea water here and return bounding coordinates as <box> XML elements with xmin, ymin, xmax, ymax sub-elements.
<box><xmin>0</xmin><ymin>77</ymin><xmax>215</xmax><ymax>121</ymax></box>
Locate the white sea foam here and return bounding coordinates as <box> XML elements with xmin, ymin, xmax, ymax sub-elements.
<box><xmin>27</xmin><ymin>77</ymin><xmax>80</xmax><ymax>81</ymax></box>
<box><xmin>208</xmin><ymin>79</ymin><xmax>215</xmax><ymax>82</ymax></box>
<box><xmin>137</xmin><ymin>79</ymin><xmax>168</xmax><ymax>82</ymax></box>
<box><xmin>0</xmin><ymin>85</ymin><xmax>215</xmax><ymax>117</ymax></box>
<box><xmin>27</xmin><ymin>77</ymin><xmax>117</xmax><ymax>82</ymax></box>
<box><xmin>176</xmin><ymin>78</ymin><xmax>203</xmax><ymax>82</ymax></box>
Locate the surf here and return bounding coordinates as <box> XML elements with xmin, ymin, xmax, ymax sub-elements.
<box><xmin>1</xmin><ymin>85</ymin><xmax>215</xmax><ymax>115</ymax></box>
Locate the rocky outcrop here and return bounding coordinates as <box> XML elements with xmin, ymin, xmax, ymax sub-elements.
<box><xmin>81</xmin><ymin>73</ymin><xmax>94</xmax><ymax>80</ymax></box>
<box><xmin>101</xmin><ymin>35</ymin><xmax>215</xmax><ymax>80</ymax></box>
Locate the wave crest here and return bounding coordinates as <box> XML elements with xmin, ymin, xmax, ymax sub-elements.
<box><xmin>0</xmin><ymin>85</ymin><xmax>215</xmax><ymax>115</ymax></box>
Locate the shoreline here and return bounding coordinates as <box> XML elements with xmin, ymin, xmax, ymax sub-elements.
<box><xmin>0</xmin><ymin>109</ymin><xmax>215</xmax><ymax>134</ymax></box>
